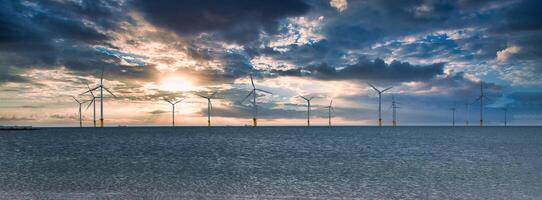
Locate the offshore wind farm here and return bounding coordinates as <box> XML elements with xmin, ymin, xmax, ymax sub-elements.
<box><xmin>1</xmin><ymin>0</ymin><xmax>542</xmax><ymax>199</ymax></box>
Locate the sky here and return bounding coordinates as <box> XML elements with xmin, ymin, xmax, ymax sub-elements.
<box><xmin>1</xmin><ymin>0</ymin><xmax>541</xmax><ymax>126</ymax></box>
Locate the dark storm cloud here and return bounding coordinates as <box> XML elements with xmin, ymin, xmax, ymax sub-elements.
<box><xmin>498</xmin><ymin>0</ymin><xmax>542</xmax><ymax>32</ymax></box>
<box><xmin>133</xmin><ymin>0</ymin><xmax>310</xmax><ymax>44</ymax></box>
<box><xmin>509</xmin><ymin>92</ymin><xmax>542</xmax><ymax>108</ymax></box>
<box><xmin>0</xmin><ymin>0</ymin><xmax>158</xmax><ymax>83</ymax></box>
<box><xmin>272</xmin><ymin>57</ymin><xmax>444</xmax><ymax>82</ymax></box>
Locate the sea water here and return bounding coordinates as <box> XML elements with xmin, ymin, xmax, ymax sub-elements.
<box><xmin>0</xmin><ymin>127</ymin><xmax>541</xmax><ymax>199</ymax></box>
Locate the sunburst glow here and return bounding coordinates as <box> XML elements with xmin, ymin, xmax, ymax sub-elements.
<box><xmin>158</xmin><ymin>76</ymin><xmax>194</xmax><ymax>92</ymax></box>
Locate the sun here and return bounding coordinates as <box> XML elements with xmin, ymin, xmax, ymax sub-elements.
<box><xmin>159</xmin><ymin>76</ymin><xmax>194</xmax><ymax>92</ymax></box>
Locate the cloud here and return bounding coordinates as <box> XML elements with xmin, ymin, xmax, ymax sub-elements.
<box><xmin>273</xmin><ymin>57</ymin><xmax>444</xmax><ymax>82</ymax></box>
<box><xmin>496</xmin><ymin>45</ymin><xmax>521</xmax><ymax>62</ymax></box>
<box><xmin>0</xmin><ymin>115</ymin><xmax>36</xmax><ymax>121</ymax></box>
<box><xmin>133</xmin><ymin>0</ymin><xmax>310</xmax><ymax>44</ymax></box>
<box><xmin>330</xmin><ymin>0</ymin><xmax>348</xmax><ymax>12</ymax></box>
<box><xmin>50</xmin><ymin>114</ymin><xmax>78</xmax><ymax>120</ymax></box>
<box><xmin>499</xmin><ymin>0</ymin><xmax>542</xmax><ymax>32</ymax></box>
<box><xmin>148</xmin><ymin>110</ymin><xmax>167</xmax><ymax>115</ymax></box>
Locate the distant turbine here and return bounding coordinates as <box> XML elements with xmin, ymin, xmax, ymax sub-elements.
<box><xmin>164</xmin><ymin>98</ymin><xmax>184</xmax><ymax>127</ymax></box>
<box><xmin>502</xmin><ymin>107</ymin><xmax>508</xmax><ymax>127</ymax></box>
<box><xmin>367</xmin><ymin>82</ymin><xmax>393</xmax><ymax>127</ymax></box>
<box><xmin>241</xmin><ymin>73</ymin><xmax>272</xmax><ymax>127</ymax></box>
<box><xmin>85</xmin><ymin>83</ymin><xmax>98</xmax><ymax>128</ymax></box>
<box><xmin>299</xmin><ymin>96</ymin><xmax>315</xmax><ymax>127</ymax></box>
<box><xmin>197</xmin><ymin>92</ymin><xmax>217</xmax><ymax>127</ymax></box>
<box><xmin>450</xmin><ymin>107</ymin><xmax>456</xmax><ymax>127</ymax></box>
<box><xmin>474</xmin><ymin>82</ymin><xmax>487</xmax><ymax>127</ymax></box>
<box><xmin>464</xmin><ymin>101</ymin><xmax>470</xmax><ymax>127</ymax></box>
<box><xmin>391</xmin><ymin>95</ymin><xmax>400</xmax><ymax>127</ymax></box>
<box><xmin>325</xmin><ymin>99</ymin><xmax>335</xmax><ymax>127</ymax></box>
<box><xmin>82</xmin><ymin>67</ymin><xmax>116</xmax><ymax>128</ymax></box>
<box><xmin>71</xmin><ymin>96</ymin><xmax>88</xmax><ymax>128</ymax></box>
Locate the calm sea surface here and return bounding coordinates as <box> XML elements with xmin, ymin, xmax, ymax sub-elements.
<box><xmin>0</xmin><ymin>127</ymin><xmax>541</xmax><ymax>199</ymax></box>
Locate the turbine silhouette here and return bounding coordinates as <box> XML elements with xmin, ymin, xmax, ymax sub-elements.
<box><xmin>164</xmin><ymin>98</ymin><xmax>184</xmax><ymax>127</ymax></box>
<box><xmin>82</xmin><ymin>67</ymin><xmax>116</xmax><ymax>128</ymax></box>
<box><xmin>367</xmin><ymin>82</ymin><xmax>393</xmax><ymax>127</ymax></box>
<box><xmin>299</xmin><ymin>96</ymin><xmax>315</xmax><ymax>127</ymax></box>
<box><xmin>197</xmin><ymin>92</ymin><xmax>217</xmax><ymax>127</ymax></box>
<box><xmin>241</xmin><ymin>73</ymin><xmax>272</xmax><ymax>127</ymax></box>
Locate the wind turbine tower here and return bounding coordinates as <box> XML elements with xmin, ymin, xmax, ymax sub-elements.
<box><xmin>450</xmin><ymin>107</ymin><xmax>456</xmax><ymax>127</ymax></box>
<box><xmin>391</xmin><ymin>95</ymin><xmax>400</xmax><ymax>127</ymax></box>
<box><xmin>164</xmin><ymin>98</ymin><xmax>183</xmax><ymax>127</ymax></box>
<box><xmin>325</xmin><ymin>99</ymin><xmax>335</xmax><ymax>127</ymax></box>
<box><xmin>299</xmin><ymin>96</ymin><xmax>315</xmax><ymax>127</ymax></box>
<box><xmin>464</xmin><ymin>102</ymin><xmax>470</xmax><ymax>127</ymax></box>
<box><xmin>367</xmin><ymin>83</ymin><xmax>393</xmax><ymax>127</ymax></box>
<box><xmin>502</xmin><ymin>107</ymin><xmax>508</xmax><ymax>127</ymax></box>
<box><xmin>241</xmin><ymin>73</ymin><xmax>272</xmax><ymax>127</ymax></box>
<box><xmin>82</xmin><ymin>67</ymin><xmax>116</xmax><ymax>128</ymax></box>
<box><xmin>198</xmin><ymin>92</ymin><xmax>217</xmax><ymax>127</ymax></box>
<box><xmin>71</xmin><ymin>96</ymin><xmax>88</xmax><ymax>128</ymax></box>
<box><xmin>85</xmin><ymin>83</ymin><xmax>97</xmax><ymax>128</ymax></box>
<box><xmin>476</xmin><ymin>82</ymin><xmax>485</xmax><ymax>127</ymax></box>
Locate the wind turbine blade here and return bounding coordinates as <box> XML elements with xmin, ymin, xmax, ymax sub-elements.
<box><xmin>86</xmin><ymin>83</ymin><xmax>95</xmax><ymax>97</ymax></box>
<box><xmin>210</xmin><ymin>91</ymin><xmax>218</xmax><ymax>98</ymax></box>
<box><xmin>209</xmin><ymin>101</ymin><xmax>213</xmax><ymax>111</ymax></box>
<box><xmin>100</xmin><ymin>66</ymin><xmax>104</xmax><ymax>83</ymax></box>
<box><xmin>382</xmin><ymin>86</ymin><xmax>393</xmax><ymax>93</ymax></box>
<box><xmin>256</xmin><ymin>89</ymin><xmax>272</xmax><ymax>94</ymax></box>
<box><xmin>174</xmin><ymin>98</ymin><xmax>184</xmax><ymax>104</ymax></box>
<box><xmin>80</xmin><ymin>86</ymin><xmax>99</xmax><ymax>95</ymax></box>
<box><xmin>103</xmin><ymin>87</ymin><xmax>116</xmax><ymax>97</ymax></box>
<box><xmin>331</xmin><ymin>106</ymin><xmax>335</xmax><ymax>113</ymax></box>
<box><xmin>71</xmin><ymin>96</ymin><xmax>81</xmax><ymax>104</ymax></box>
<box><xmin>241</xmin><ymin>91</ymin><xmax>254</xmax><ymax>103</ymax></box>
<box><xmin>330</xmin><ymin>100</ymin><xmax>333</xmax><ymax>106</ymax></box>
<box><xmin>309</xmin><ymin>96</ymin><xmax>314</xmax><ymax>101</ymax></box>
<box><xmin>196</xmin><ymin>94</ymin><xmax>208</xmax><ymax>99</ymax></box>
<box><xmin>85</xmin><ymin>98</ymin><xmax>95</xmax><ymax>110</ymax></box>
<box><xmin>367</xmin><ymin>82</ymin><xmax>380</xmax><ymax>92</ymax></box>
<box><xmin>250</xmin><ymin>73</ymin><xmax>255</xmax><ymax>88</ymax></box>
<box><xmin>299</xmin><ymin>96</ymin><xmax>309</xmax><ymax>101</ymax></box>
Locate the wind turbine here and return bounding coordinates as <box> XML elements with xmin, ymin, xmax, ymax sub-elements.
<box><xmin>71</xmin><ymin>96</ymin><xmax>88</xmax><ymax>128</ymax></box>
<box><xmin>82</xmin><ymin>67</ymin><xmax>116</xmax><ymax>128</ymax></box>
<box><xmin>197</xmin><ymin>92</ymin><xmax>217</xmax><ymax>127</ymax></box>
<box><xmin>367</xmin><ymin>83</ymin><xmax>393</xmax><ymax>127</ymax></box>
<box><xmin>502</xmin><ymin>107</ymin><xmax>508</xmax><ymax>127</ymax></box>
<box><xmin>324</xmin><ymin>99</ymin><xmax>335</xmax><ymax>127</ymax></box>
<box><xmin>85</xmin><ymin>83</ymin><xmax>98</xmax><ymax>128</ymax></box>
<box><xmin>464</xmin><ymin>101</ymin><xmax>470</xmax><ymax>127</ymax></box>
<box><xmin>473</xmin><ymin>81</ymin><xmax>488</xmax><ymax>127</ymax></box>
<box><xmin>164</xmin><ymin>98</ymin><xmax>184</xmax><ymax>127</ymax></box>
<box><xmin>299</xmin><ymin>96</ymin><xmax>315</xmax><ymax>127</ymax></box>
<box><xmin>450</xmin><ymin>107</ymin><xmax>456</xmax><ymax>127</ymax></box>
<box><xmin>391</xmin><ymin>95</ymin><xmax>400</xmax><ymax>127</ymax></box>
<box><xmin>241</xmin><ymin>73</ymin><xmax>272</xmax><ymax>127</ymax></box>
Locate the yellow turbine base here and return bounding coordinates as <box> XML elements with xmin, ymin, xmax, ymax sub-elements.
<box><xmin>80</xmin><ymin>122</ymin><xmax>82</xmax><ymax>128</ymax></box>
<box><xmin>480</xmin><ymin>120</ymin><xmax>483</xmax><ymax>127</ymax></box>
<box><xmin>100</xmin><ymin>119</ymin><xmax>104</xmax><ymax>128</ymax></box>
<box><xmin>93</xmin><ymin>121</ymin><xmax>96</xmax><ymax>128</ymax></box>
<box><xmin>208</xmin><ymin>120</ymin><xmax>211</xmax><ymax>128</ymax></box>
<box><xmin>393</xmin><ymin>120</ymin><xmax>396</xmax><ymax>127</ymax></box>
<box><xmin>253</xmin><ymin>118</ymin><xmax>257</xmax><ymax>127</ymax></box>
<box><xmin>378</xmin><ymin>118</ymin><xmax>382</xmax><ymax>127</ymax></box>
